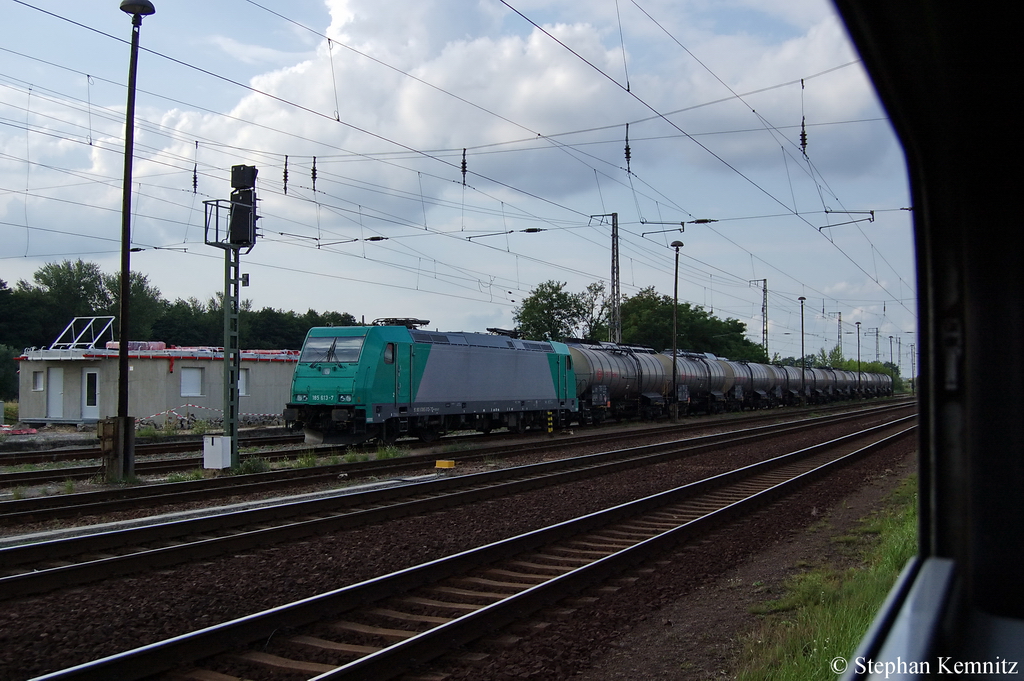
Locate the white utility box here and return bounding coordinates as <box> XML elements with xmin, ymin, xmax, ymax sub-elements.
<box><xmin>203</xmin><ymin>435</ymin><xmax>233</xmax><ymax>469</ymax></box>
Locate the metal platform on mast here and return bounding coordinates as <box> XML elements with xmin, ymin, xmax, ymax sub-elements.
<box><xmin>203</xmin><ymin>164</ymin><xmax>258</xmax><ymax>469</ymax></box>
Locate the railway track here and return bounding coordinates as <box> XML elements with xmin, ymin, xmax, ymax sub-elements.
<box><xmin>0</xmin><ymin>402</ymin><xmax>914</xmax><ymax>519</ymax></box>
<box><xmin>29</xmin><ymin>417</ymin><xmax>914</xmax><ymax>681</ymax></box>
<box><xmin>0</xmin><ymin>405</ymin><xmax>914</xmax><ymax>600</ymax></box>
<box><xmin>0</xmin><ymin>398</ymin><xmax>914</xmax><ymax>486</ymax></box>
<box><xmin>0</xmin><ymin>432</ymin><xmax>303</xmax><ymax>467</ymax></box>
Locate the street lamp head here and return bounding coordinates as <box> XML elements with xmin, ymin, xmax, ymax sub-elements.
<box><xmin>670</xmin><ymin>240</ymin><xmax>683</xmax><ymax>249</ymax></box>
<box><xmin>798</xmin><ymin>296</ymin><xmax>806</xmax><ymax>302</ymax></box>
<box><xmin>120</xmin><ymin>0</ymin><xmax>155</xmax><ymax>17</ymax></box>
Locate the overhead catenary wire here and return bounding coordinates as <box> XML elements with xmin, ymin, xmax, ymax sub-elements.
<box><xmin>1</xmin><ymin>0</ymin><xmax>913</xmax><ymax>345</ymax></box>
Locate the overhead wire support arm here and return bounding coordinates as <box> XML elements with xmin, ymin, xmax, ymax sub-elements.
<box><xmin>640</xmin><ymin>218</ymin><xmax>717</xmax><ymax>238</ymax></box>
<box><xmin>641</xmin><ymin>222</ymin><xmax>684</xmax><ymax>238</ymax></box>
<box><xmin>817</xmin><ymin>210</ymin><xmax>875</xmax><ymax>231</ymax></box>
<box><xmin>464</xmin><ymin>228</ymin><xmax>545</xmax><ymax>241</ymax></box>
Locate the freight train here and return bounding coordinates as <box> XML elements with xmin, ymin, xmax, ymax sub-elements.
<box><xmin>282</xmin><ymin>321</ymin><xmax>893</xmax><ymax>445</ymax></box>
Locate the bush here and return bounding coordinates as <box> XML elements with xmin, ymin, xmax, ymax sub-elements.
<box><xmin>294</xmin><ymin>453</ymin><xmax>319</xmax><ymax>468</ymax></box>
<box><xmin>2</xmin><ymin>401</ymin><xmax>17</xmax><ymax>425</ymax></box>
<box><xmin>375</xmin><ymin>445</ymin><xmax>402</xmax><ymax>460</ymax></box>
<box><xmin>234</xmin><ymin>456</ymin><xmax>271</xmax><ymax>475</ymax></box>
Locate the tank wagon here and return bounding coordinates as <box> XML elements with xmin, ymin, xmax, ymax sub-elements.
<box><xmin>285</xmin><ymin>324</ymin><xmax>893</xmax><ymax>444</ymax></box>
<box><xmin>283</xmin><ymin>322</ymin><xmax>576</xmax><ymax>445</ymax></box>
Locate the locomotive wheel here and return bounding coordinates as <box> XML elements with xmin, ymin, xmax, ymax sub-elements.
<box><xmin>417</xmin><ymin>427</ymin><xmax>440</xmax><ymax>443</ymax></box>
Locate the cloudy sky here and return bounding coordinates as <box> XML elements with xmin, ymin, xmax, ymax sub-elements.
<box><xmin>0</xmin><ymin>0</ymin><xmax>916</xmax><ymax>370</ymax></box>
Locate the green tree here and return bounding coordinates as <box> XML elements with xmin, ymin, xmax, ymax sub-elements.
<box><xmin>0</xmin><ymin>344</ymin><xmax>19</xmax><ymax>401</ymax></box>
<box><xmin>620</xmin><ymin>287</ymin><xmax>672</xmax><ymax>348</ymax></box>
<box><xmin>243</xmin><ymin>307</ymin><xmax>309</xmax><ymax>349</ymax></box>
<box><xmin>102</xmin><ymin>270</ymin><xmax>166</xmax><ymax>341</ymax></box>
<box><xmin>619</xmin><ymin>286</ymin><xmax>767</xmax><ymax>361</ymax></box>
<box><xmin>151</xmin><ymin>297</ymin><xmax>220</xmax><ymax>347</ymax></box>
<box><xmin>513</xmin><ymin>281</ymin><xmax>586</xmax><ymax>341</ymax></box>
<box><xmin>26</xmin><ymin>259</ymin><xmax>110</xmax><ymax>315</ymax></box>
<box><xmin>15</xmin><ymin>259</ymin><xmax>110</xmax><ymax>345</ymax></box>
<box><xmin>816</xmin><ymin>344</ymin><xmax>846</xmax><ymax>368</ymax></box>
<box><xmin>577</xmin><ymin>281</ymin><xmax>609</xmax><ymax>341</ymax></box>
<box><xmin>301</xmin><ymin>309</ymin><xmax>357</xmax><ymax>329</ymax></box>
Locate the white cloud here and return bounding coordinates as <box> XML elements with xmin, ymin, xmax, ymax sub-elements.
<box><xmin>0</xmin><ymin>0</ymin><xmax>915</xmax><ymax>355</ymax></box>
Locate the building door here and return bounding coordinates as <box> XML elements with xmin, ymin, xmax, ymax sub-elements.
<box><xmin>82</xmin><ymin>369</ymin><xmax>100</xmax><ymax>420</ymax></box>
<box><xmin>47</xmin><ymin>367</ymin><xmax>64</xmax><ymax>419</ymax></box>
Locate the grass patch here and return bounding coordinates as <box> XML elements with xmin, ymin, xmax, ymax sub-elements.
<box><xmin>344</xmin><ymin>452</ymin><xmax>369</xmax><ymax>463</ymax></box>
<box><xmin>374</xmin><ymin>445</ymin><xmax>402</xmax><ymax>461</ymax></box>
<box><xmin>293</xmin><ymin>453</ymin><xmax>319</xmax><ymax>468</ymax></box>
<box><xmin>166</xmin><ymin>469</ymin><xmax>205</xmax><ymax>483</ymax></box>
<box><xmin>735</xmin><ymin>475</ymin><xmax>918</xmax><ymax>681</ymax></box>
<box><xmin>136</xmin><ymin>425</ymin><xmax>159</xmax><ymax>439</ymax></box>
<box><xmin>233</xmin><ymin>457</ymin><xmax>271</xmax><ymax>475</ymax></box>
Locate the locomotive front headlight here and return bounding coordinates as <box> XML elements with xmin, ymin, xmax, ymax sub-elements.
<box><xmin>294</xmin><ymin>394</ymin><xmax>308</xmax><ymax>402</ymax></box>
<box><xmin>338</xmin><ymin>394</ymin><xmax>353</xmax><ymax>403</ymax></box>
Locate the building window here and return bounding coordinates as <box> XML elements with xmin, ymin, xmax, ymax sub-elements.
<box><xmin>181</xmin><ymin>367</ymin><xmax>204</xmax><ymax>397</ymax></box>
<box><xmin>238</xmin><ymin>368</ymin><xmax>250</xmax><ymax>396</ymax></box>
<box><xmin>32</xmin><ymin>371</ymin><xmax>44</xmax><ymax>391</ymax></box>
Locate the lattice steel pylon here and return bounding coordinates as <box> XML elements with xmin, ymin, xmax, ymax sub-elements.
<box><xmin>750</xmin><ymin>279</ymin><xmax>768</xmax><ymax>356</ymax></box>
<box><xmin>592</xmin><ymin>212</ymin><xmax>621</xmax><ymax>343</ymax></box>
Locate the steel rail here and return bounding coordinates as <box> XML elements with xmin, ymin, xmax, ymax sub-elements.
<box><xmin>0</xmin><ymin>402</ymin><xmax>913</xmax><ymax>521</ymax></box>
<box><xmin>0</xmin><ymin>433</ymin><xmax>303</xmax><ymax>466</ymax></box>
<box><xmin>29</xmin><ymin>418</ymin><xmax>914</xmax><ymax>681</ymax></box>
<box><xmin>0</xmin><ymin>400</ymin><xmax>912</xmax><ymax>482</ymax></box>
<box><xmin>0</xmin><ymin>410</ymin><xmax>912</xmax><ymax>599</ymax></box>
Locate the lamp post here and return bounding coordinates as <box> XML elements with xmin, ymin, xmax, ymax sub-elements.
<box><xmin>856</xmin><ymin>321</ymin><xmax>862</xmax><ymax>395</ymax></box>
<box><xmin>114</xmin><ymin>0</ymin><xmax>155</xmax><ymax>481</ymax></box>
<box><xmin>798</xmin><ymin>296</ymin><xmax>806</xmax><ymax>401</ymax></box>
<box><xmin>671</xmin><ymin>241</ymin><xmax>683</xmax><ymax>421</ymax></box>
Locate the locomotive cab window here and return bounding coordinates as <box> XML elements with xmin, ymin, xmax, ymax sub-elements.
<box><xmin>384</xmin><ymin>342</ymin><xmax>395</xmax><ymax>364</ymax></box>
<box><xmin>300</xmin><ymin>334</ymin><xmax>365</xmax><ymax>364</ymax></box>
